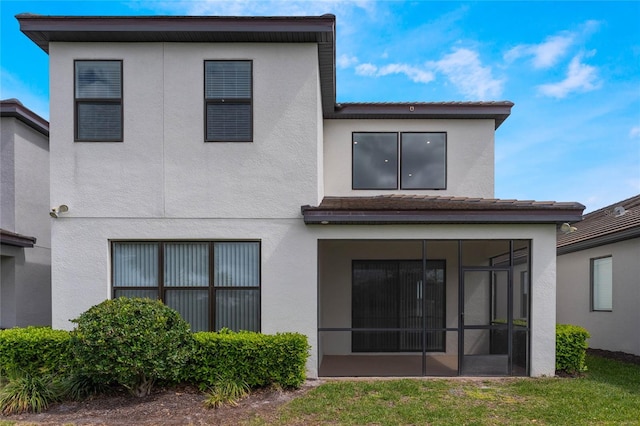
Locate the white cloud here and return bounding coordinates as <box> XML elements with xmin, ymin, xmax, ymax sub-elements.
<box><xmin>428</xmin><ymin>48</ymin><xmax>503</xmax><ymax>99</ymax></box>
<box><xmin>377</xmin><ymin>64</ymin><xmax>434</xmax><ymax>84</ymax></box>
<box><xmin>337</xmin><ymin>54</ymin><xmax>359</xmax><ymax>69</ymax></box>
<box><xmin>505</xmin><ymin>33</ymin><xmax>574</xmax><ymax>69</ymax></box>
<box><xmin>355</xmin><ymin>63</ymin><xmax>378</xmax><ymax>76</ymax></box>
<box><xmin>354</xmin><ymin>62</ymin><xmax>434</xmax><ymax>84</ymax></box>
<box><xmin>537</xmin><ymin>54</ymin><xmax>600</xmax><ymax>98</ymax></box>
<box><xmin>630</xmin><ymin>126</ymin><xmax>640</xmax><ymax>139</ymax></box>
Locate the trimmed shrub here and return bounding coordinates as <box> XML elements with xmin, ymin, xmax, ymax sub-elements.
<box><xmin>0</xmin><ymin>327</ymin><xmax>71</xmax><ymax>377</ymax></box>
<box><xmin>188</xmin><ymin>330</ymin><xmax>310</xmax><ymax>389</ymax></box>
<box><xmin>70</xmin><ymin>297</ymin><xmax>194</xmax><ymax>397</ymax></box>
<box><xmin>556</xmin><ymin>323</ymin><xmax>590</xmax><ymax>374</ymax></box>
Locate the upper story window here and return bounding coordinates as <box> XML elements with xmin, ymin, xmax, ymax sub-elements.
<box><xmin>352</xmin><ymin>132</ymin><xmax>446</xmax><ymax>190</ymax></box>
<box><xmin>74</xmin><ymin>60</ymin><xmax>123</xmax><ymax>142</ymax></box>
<box><xmin>205</xmin><ymin>61</ymin><xmax>253</xmax><ymax>142</ymax></box>
<box><xmin>591</xmin><ymin>256</ymin><xmax>612</xmax><ymax>311</ymax></box>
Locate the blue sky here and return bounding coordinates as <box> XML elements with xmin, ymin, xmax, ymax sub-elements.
<box><xmin>1</xmin><ymin>0</ymin><xmax>639</xmax><ymax>212</ymax></box>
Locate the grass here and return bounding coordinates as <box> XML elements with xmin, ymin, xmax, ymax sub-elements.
<box><xmin>252</xmin><ymin>354</ymin><xmax>640</xmax><ymax>425</ymax></box>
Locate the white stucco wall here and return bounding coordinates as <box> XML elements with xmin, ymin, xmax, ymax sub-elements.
<box><xmin>0</xmin><ymin>116</ymin><xmax>51</xmax><ymax>327</ymax></box>
<box><xmin>48</xmin><ymin>41</ymin><xmax>324</xmax><ymax>375</ymax></box>
<box><xmin>323</xmin><ymin>119</ymin><xmax>495</xmax><ymax>198</ymax></box>
<box><xmin>48</xmin><ymin>42</ymin><xmax>323</xmax><ymax>219</ymax></box>
<box><xmin>557</xmin><ymin>238</ymin><xmax>640</xmax><ymax>356</ymax></box>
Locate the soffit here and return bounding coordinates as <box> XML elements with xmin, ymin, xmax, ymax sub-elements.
<box><xmin>0</xmin><ymin>229</ymin><xmax>37</xmax><ymax>248</ymax></box>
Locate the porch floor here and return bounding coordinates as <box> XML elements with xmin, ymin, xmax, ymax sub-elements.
<box><xmin>319</xmin><ymin>354</ymin><xmax>458</xmax><ymax>377</ymax></box>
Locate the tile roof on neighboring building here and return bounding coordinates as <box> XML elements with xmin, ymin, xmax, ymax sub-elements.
<box><xmin>557</xmin><ymin>194</ymin><xmax>640</xmax><ymax>255</ymax></box>
<box><xmin>0</xmin><ymin>98</ymin><xmax>49</xmax><ymax>136</ymax></box>
<box><xmin>301</xmin><ymin>195</ymin><xmax>585</xmax><ymax>225</ymax></box>
<box><xmin>0</xmin><ymin>229</ymin><xmax>37</xmax><ymax>247</ymax></box>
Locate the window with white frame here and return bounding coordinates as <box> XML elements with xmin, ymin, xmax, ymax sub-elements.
<box><xmin>591</xmin><ymin>256</ymin><xmax>612</xmax><ymax>311</ymax></box>
<box><xmin>112</xmin><ymin>241</ymin><xmax>260</xmax><ymax>331</ymax></box>
<box><xmin>75</xmin><ymin>60</ymin><xmax>123</xmax><ymax>141</ymax></box>
<box><xmin>352</xmin><ymin>132</ymin><xmax>446</xmax><ymax>190</ymax></box>
<box><xmin>204</xmin><ymin>60</ymin><xmax>253</xmax><ymax>142</ymax></box>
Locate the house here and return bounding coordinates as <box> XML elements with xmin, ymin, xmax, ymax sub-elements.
<box><xmin>0</xmin><ymin>98</ymin><xmax>51</xmax><ymax>328</ymax></box>
<box><xmin>557</xmin><ymin>194</ymin><xmax>640</xmax><ymax>356</ymax></box>
<box><xmin>17</xmin><ymin>13</ymin><xmax>584</xmax><ymax>377</ymax></box>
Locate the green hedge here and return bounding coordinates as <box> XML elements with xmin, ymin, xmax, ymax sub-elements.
<box><xmin>0</xmin><ymin>327</ymin><xmax>72</xmax><ymax>376</ymax></box>
<box><xmin>187</xmin><ymin>330</ymin><xmax>310</xmax><ymax>389</ymax></box>
<box><xmin>556</xmin><ymin>324</ymin><xmax>590</xmax><ymax>374</ymax></box>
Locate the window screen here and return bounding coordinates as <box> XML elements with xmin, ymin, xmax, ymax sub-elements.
<box><xmin>205</xmin><ymin>61</ymin><xmax>252</xmax><ymax>142</ymax></box>
<box><xmin>75</xmin><ymin>60</ymin><xmax>122</xmax><ymax>141</ymax></box>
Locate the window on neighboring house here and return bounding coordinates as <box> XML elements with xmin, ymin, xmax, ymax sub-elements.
<box><xmin>75</xmin><ymin>60</ymin><xmax>122</xmax><ymax>141</ymax></box>
<box><xmin>112</xmin><ymin>241</ymin><xmax>260</xmax><ymax>332</ymax></box>
<box><xmin>352</xmin><ymin>132</ymin><xmax>446</xmax><ymax>190</ymax></box>
<box><xmin>591</xmin><ymin>256</ymin><xmax>612</xmax><ymax>311</ymax></box>
<box><xmin>205</xmin><ymin>60</ymin><xmax>253</xmax><ymax>142</ymax></box>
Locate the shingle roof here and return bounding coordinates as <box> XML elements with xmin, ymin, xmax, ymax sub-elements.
<box><xmin>557</xmin><ymin>194</ymin><xmax>640</xmax><ymax>254</ymax></box>
<box><xmin>301</xmin><ymin>195</ymin><xmax>585</xmax><ymax>224</ymax></box>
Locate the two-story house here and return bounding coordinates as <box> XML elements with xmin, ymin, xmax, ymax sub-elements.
<box><xmin>18</xmin><ymin>13</ymin><xmax>584</xmax><ymax>377</ymax></box>
<box><xmin>1</xmin><ymin>99</ymin><xmax>51</xmax><ymax>328</ymax></box>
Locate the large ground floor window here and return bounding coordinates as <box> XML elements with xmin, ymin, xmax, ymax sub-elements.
<box><xmin>112</xmin><ymin>241</ymin><xmax>260</xmax><ymax>332</ymax></box>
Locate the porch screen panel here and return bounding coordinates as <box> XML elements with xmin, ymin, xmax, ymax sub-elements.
<box><xmin>352</xmin><ymin>261</ymin><xmax>399</xmax><ymax>352</ymax></box>
<box><xmin>113</xmin><ymin>243</ymin><xmax>158</xmax><ymax>287</ymax></box>
<box><xmin>165</xmin><ymin>289</ymin><xmax>208</xmax><ymax>332</ymax></box>
<box><xmin>215</xmin><ymin>289</ymin><xmax>259</xmax><ymax>331</ymax></box>
<box><xmin>425</xmin><ymin>261</ymin><xmax>446</xmax><ymax>351</ymax></box>
<box><xmin>398</xmin><ymin>261</ymin><xmax>422</xmax><ymax>351</ymax></box>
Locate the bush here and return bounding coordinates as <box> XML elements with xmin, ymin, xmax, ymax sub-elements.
<box><xmin>556</xmin><ymin>324</ymin><xmax>590</xmax><ymax>374</ymax></box>
<box><xmin>70</xmin><ymin>297</ymin><xmax>194</xmax><ymax>397</ymax></box>
<box><xmin>0</xmin><ymin>327</ymin><xmax>71</xmax><ymax>377</ymax></box>
<box><xmin>0</xmin><ymin>369</ymin><xmax>63</xmax><ymax>414</ymax></box>
<box><xmin>187</xmin><ymin>330</ymin><xmax>310</xmax><ymax>390</ymax></box>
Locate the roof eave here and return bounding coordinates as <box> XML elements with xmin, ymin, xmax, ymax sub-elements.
<box><xmin>302</xmin><ymin>209</ymin><xmax>584</xmax><ymax>225</ymax></box>
<box><xmin>327</xmin><ymin>102</ymin><xmax>514</xmax><ymax>129</ymax></box>
<box><xmin>0</xmin><ymin>229</ymin><xmax>37</xmax><ymax>248</ymax></box>
<box><xmin>557</xmin><ymin>227</ymin><xmax>640</xmax><ymax>255</ymax></box>
<box><xmin>0</xmin><ymin>99</ymin><xmax>49</xmax><ymax>136</ymax></box>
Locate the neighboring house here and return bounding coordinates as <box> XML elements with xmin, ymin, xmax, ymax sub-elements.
<box><xmin>0</xmin><ymin>98</ymin><xmax>51</xmax><ymax>328</ymax></box>
<box><xmin>18</xmin><ymin>13</ymin><xmax>584</xmax><ymax>378</ymax></box>
<box><xmin>557</xmin><ymin>194</ymin><xmax>640</xmax><ymax>356</ymax></box>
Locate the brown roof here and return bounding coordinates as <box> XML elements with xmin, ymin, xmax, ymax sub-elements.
<box><xmin>0</xmin><ymin>98</ymin><xmax>49</xmax><ymax>136</ymax></box>
<box><xmin>302</xmin><ymin>195</ymin><xmax>585</xmax><ymax>225</ymax></box>
<box><xmin>0</xmin><ymin>229</ymin><xmax>36</xmax><ymax>247</ymax></box>
<box><xmin>557</xmin><ymin>194</ymin><xmax>640</xmax><ymax>254</ymax></box>
<box><xmin>16</xmin><ymin>14</ymin><xmax>513</xmax><ymax>127</ymax></box>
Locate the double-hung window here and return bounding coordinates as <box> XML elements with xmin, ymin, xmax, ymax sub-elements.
<box><xmin>591</xmin><ymin>256</ymin><xmax>612</xmax><ymax>311</ymax></box>
<box><xmin>112</xmin><ymin>241</ymin><xmax>260</xmax><ymax>332</ymax></box>
<box><xmin>204</xmin><ymin>61</ymin><xmax>253</xmax><ymax>142</ymax></box>
<box><xmin>74</xmin><ymin>60</ymin><xmax>123</xmax><ymax>141</ymax></box>
<box><xmin>352</xmin><ymin>132</ymin><xmax>446</xmax><ymax>190</ymax></box>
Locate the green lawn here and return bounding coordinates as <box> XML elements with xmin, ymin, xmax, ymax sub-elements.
<box><xmin>252</xmin><ymin>354</ymin><xmax>640</xmax><ymax>425</ymax></box>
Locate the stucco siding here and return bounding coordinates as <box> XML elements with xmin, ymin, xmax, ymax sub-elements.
<box><xmin>322</xmin><ymin>119</ymin><xmax>495</xmax><ymax>198</ymax></box>
<box><xmin>49</xmin><ymin>42</ymin><xmax>322</xmax><ymax>220</ymax></box>
<box><xmin>557</xmin><ymin>238</ymin><xmax>640</xmax><ymax>356</ymax></box>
